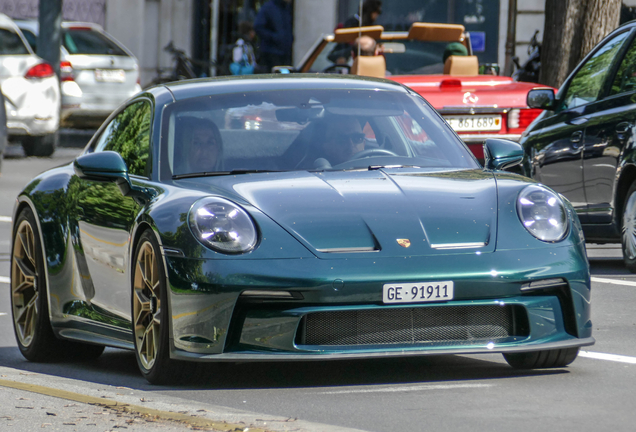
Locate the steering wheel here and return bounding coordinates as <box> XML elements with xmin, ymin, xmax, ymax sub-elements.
<box><xmin>352</xmin><ymin>148</ymin><xmax>399</xmax><ymax>159</ymax></box>
<box><xmin>321</xmin><ymin>64</ymin><xmax>351</xmax><ymax>74</ymax></box>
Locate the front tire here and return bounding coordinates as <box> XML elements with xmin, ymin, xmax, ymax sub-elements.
<box><xmin>132</xmin><ymin>230</ymin><xmax>204</xmax><ymax>384</ymax></box>
<box><xmin>621</xmin><ymin>182</ymin><xmax>636</xmax><ymax>272</ymax></box>
<box><xmin>503</xmin><ymin>348</ymin><xmax>579</xmax><ymax>369</ymax></box>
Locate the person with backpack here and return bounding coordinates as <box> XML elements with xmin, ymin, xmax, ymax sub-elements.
<box><xmin>230</xmin><ymin>21</ymin><xmax>257</xmax><ymax>75</ymax></box>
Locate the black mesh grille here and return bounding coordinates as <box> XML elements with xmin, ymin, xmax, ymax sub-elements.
<box><xmin>299</xmin><ymin>305</ymin><xmax>525</xmax><ymax>346</ymax></box>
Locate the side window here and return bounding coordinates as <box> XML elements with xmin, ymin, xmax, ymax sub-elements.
<box><xmin>562</xmin><ymin>31</ymin><xmax>629</xmax><ymax>110</ymax></box>
<box><xmin>611</xmin><ymin>35</ymin><xmax>636</xmax><ymax>96</ymax></box>
<box><xmin>95</xmin><ymin>101</ymin><xmax>152</xmax><ymax>177</ymax></box>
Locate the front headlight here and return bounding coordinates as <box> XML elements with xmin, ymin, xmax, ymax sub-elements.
<box><xmin>517</xmin><ymin>185</ymin><xmax>568</xmax><ymax>242</ymax></box>
<box><xmin>189</xmin><ymin>197</ymin><xmax>258</xmax><ymax>254</ymax></box>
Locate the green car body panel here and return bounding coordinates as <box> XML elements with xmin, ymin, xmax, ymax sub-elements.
<box><xmin>13</xmin><ymin>75</ymin><xmax>593</xmax><ymax>362</ymax></box>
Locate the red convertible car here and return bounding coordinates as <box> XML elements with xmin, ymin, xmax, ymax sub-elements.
<box><xmin>285</xmin><ymin>22</ymin><xmax>551</xmax><ymax>162</ymax></box>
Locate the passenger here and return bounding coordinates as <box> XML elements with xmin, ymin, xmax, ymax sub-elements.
<box><xmin>181</xmin><ymin>118</ymin><xmax>223</xmax><ymax>173</ymax></box>
<box><xmin>416</xmin><ymin>41</ymin><xmax>468</xmax><ymax>75</ymax></box>
<box><xmin>352</xmin><ymin>35</ymin><xmax>378</xmax><ymax>58</ymax></box>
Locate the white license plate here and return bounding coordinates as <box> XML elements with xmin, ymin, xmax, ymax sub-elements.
<box><xmin>445</xmin><ymin>115</ymin><xmax>502</xmax><ymax>132</ymax></box>
<box><xmin>95</xmin><ymin>69</ymin><xmax>125</xmax><ymax>83</ymax></box>
<box><xmin>383</xmin><ymin>281</ymin><xmax>454</xmax><ymax>304</ymax></box>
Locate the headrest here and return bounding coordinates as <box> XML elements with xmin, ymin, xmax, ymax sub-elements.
<box><xmin>351</xmin><ymin>55</ymin><xmax>386</xmax><ymax>78</ymax></box>
<box><xmin>443</xmin><ymin>55</ymin><xmax>479</xmax><ymax>76</ymax></box>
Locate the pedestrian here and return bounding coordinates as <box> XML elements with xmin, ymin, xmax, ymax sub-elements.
<box><xmin>328</xmin><ymin>0</ymin><xmax>383</xmax><ymax>64</ymax></box>
<box><xmin>254</xmin><ymin>0</ymin><xmax>293</xmax><ymax>73</ymax></box>
<box><xmin>343</xmin><ymin>0</ymin><xmax>382</xmax><ymax>28</ymax></box>
<box><xmin>230</xmin><ymin>21</ymin><xmax>257</xmax><ymax>75</ymax></box>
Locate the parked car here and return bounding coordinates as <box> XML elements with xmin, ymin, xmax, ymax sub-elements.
<box><xmin>279</xmin><ymin>22</ymin><xmax>554</xmax><ymax>163</ymax></box>
<box><xmin>520</xmin><ymin>21</ymin><xmax>636</xmax><ymax>272</ymax></box>
<box><xmin>10</xmin><ymin>75</ymin><xmax>593</xmax><ymax>384</ymax></box>
<box><xmin>0</xmin><ymin>13</ymin><xmax>60</xmax><ymax>157</ymax></box>
<box><xmin>16</xmin><ymin>19</ymin><xmax>141</xmax><ymax>129</ymax></box>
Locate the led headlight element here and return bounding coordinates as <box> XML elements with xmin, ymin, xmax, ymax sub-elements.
<box><xmin>189</xmin><ymin>197</ymin><xmax>257</xmax><ymax>254</ymax></box>
<box><xmin>517</xmin><ymin>185</ymin><xmax>567</xmax><ymax>242</ymax></box>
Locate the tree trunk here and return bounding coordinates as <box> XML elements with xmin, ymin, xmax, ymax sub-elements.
<box><xmin>540</xmin><ymin>0</ymin><xmax>621</xmax><ymax>89</ymax></box>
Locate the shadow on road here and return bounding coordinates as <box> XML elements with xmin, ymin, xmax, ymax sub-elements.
<box><xmin>589</xmin><ymin>257</ymin><xmax>631</xmax><ymax>277</ymax></box>
<box><xmin>0</xmin><ymin>345</ymin><xmax>569</xmax><ymax>391</ymax></box>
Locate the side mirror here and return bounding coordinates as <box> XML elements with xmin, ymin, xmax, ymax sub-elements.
<box><xmin>74</xmin><ymin>151</ymin><xmax>128</xmax><ymax>181</ymax></box>
<box><xmin>527</xmin><ymin>88</ymin><xmax>556</xmax><ymax>110</ymax></box>
<box><xmin>74</xmin><ymin>151</ymin><xmax>150</xmax><ymax>204</ymax></box>
<box><xmin>483</xmin><ymin>138</ymin><xmax>524</xmax><ymax>170</ymax></box>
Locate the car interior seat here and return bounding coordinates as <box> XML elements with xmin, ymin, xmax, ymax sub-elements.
<box><xmin>444</xmin><ymin>55</ymin><xmax>479</xmax><ymax>75</ymax></box>
<box><xmin>351</xmin><ymin>55</ymin><xmax>386</xmax><ymax>78</ymax></box>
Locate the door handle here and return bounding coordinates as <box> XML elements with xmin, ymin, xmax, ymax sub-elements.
<box><xmin>571</xmin><ymin>131</ymin><xmax>583</xmax><ymax>143</ymax></box>
<box><xmin>569</xmin><ymin>117</ymin><xmax>589</xmax><ymax>126</ymax></box>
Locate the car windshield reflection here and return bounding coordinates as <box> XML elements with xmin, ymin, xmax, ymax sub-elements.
<box><xmin>165</xmin><ymin>88</ymin><xmax>477</xmax><ymax>178</ymax></box>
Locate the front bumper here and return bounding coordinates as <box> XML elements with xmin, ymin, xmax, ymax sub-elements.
<box><xmin>165</xmin><ymin>244</ymin><xmax>592</xmax><ymax>361</ymax></box>
<box><xmin>459</xmin><ymin>133</ymin><xmax>522</xmax><ymax>144</ymax></box>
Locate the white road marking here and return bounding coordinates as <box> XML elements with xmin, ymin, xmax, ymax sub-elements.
<box><xmin>316</xmin><ymin>383</ymin><xmax>491</xmax><ymax>395</ymax></box>
<box><xmin>0</xmin><ymin>313</ymin><xmax>5</xmax><ymax>317</ymax></box>
<box><xmin>591</xmin><ymin>277</ymin><xmax>636</xmax><ymax>287</ymax></box>
<box><xmin>580</xmin><ymin>351</ymin><xmax>636</xmax><ymax>364</ymax></box>
<box><xmin>0</xmin><ymin>276</ymin><xmax>9</xmax><ymax>284</ymax></box>
<box><xmin>0</xmin><ymin>216</ymin><xmax>11</xmax><ymax>223</ymax></box>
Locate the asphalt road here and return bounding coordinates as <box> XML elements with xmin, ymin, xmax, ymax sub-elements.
<box><xmin>1</xmin><ymin>144</ymin><xmax>636</xmax><ymax>431</ymax></box>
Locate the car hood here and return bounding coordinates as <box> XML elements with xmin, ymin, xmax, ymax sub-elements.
<box><xmin>390</xmin><ymin>75</ymin><xmax>544</xmax><ymax>110</ymax></box>
<box><xmin>215</xmin><ymin>168</ymin><xmax>498</xmax><ymax>258</ymax></box>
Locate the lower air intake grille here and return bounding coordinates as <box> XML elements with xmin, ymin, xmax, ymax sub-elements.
<box><xmin>298</xmin><ymin>305</ymin><xmax>525</xmax><ymax>346</ymax></box>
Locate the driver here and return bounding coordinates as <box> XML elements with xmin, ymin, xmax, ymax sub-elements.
<box><xmin>317</xmin><ymin>117</ymin><xmax>366</xmax><ymax>166</ymax></box>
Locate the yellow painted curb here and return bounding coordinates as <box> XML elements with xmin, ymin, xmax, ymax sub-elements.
<box><xmin>0</xmin><ymin>378</ymin><xmax>269</xmax><ymax>431</ymax></box>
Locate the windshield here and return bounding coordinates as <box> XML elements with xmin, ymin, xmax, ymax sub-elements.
<box><xmin>0</xmin><ymin>29</ymin><xmax>29</xmax><ymax>55</ymax></box>
<box><xmin>163</xmin><ymin>88</ymin><xmax>477</xmax><ymax>178</ymax></box>
<box><xmin>310</xmin><ymin>40</ymin><xmax>452</xmax><ymax>75</ymax></box>
<box><xmin>62</xmin><ymin>28</ymin><xmax>128</xmax><ymax>56</ymax></box>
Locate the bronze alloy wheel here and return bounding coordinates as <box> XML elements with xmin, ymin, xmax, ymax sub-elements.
<box><xmin>133</xmin><ymin>238</ymin><xmax>162</xmax><ymax>371</ymax></box>
<box><xmin>11</xmin><ymin>219</ymin><xmax>38</xmax><ymax>347</ymax></box>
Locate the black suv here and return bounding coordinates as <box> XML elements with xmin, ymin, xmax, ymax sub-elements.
<box><xmin>520</xmin><ymin>21</ymin><xmax>636</xmax><ymax>271</ymax></box>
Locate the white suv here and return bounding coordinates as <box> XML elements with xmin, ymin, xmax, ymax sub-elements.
<box><xmin>0</xmin><ymin>14</ymin><xmax>60</xmax><ymax>156</ymax></box>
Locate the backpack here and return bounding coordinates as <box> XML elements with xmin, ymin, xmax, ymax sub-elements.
<box><xmin>230</xmin><ymin>39</ymin><xmax>255</xmax><ymax>75</ymax></box>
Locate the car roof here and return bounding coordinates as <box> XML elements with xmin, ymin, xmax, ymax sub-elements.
<box><xmin>158</xmin><ymin>74</ymin><xmax>413</xmax><ymax>101</ymax></box>
<box><xmin>13</xmin><ymin>19</ymin><xmax>105</xmax><ymax>34</ymax></box>
<box><xmin>0</xmin><ymin>13</ymin><xmax>23</xmax><ymax>31</ymax></box>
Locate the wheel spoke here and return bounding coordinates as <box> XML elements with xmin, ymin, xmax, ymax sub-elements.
<box><xmin>17</xmin><ymin>230</ymin><xmax>35</xmax><ymax>267</ymax></box>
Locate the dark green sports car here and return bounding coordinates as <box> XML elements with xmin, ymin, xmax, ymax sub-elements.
<box><xmin>11</xmin><ymin>75</ymin><xmax>593</xmax><ymax>384</ymax></box>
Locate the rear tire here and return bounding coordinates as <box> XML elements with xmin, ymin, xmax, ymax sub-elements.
<box><xmin>503</xmin><ymin>348</ymin><xmax>579</xmax><ymax>369</ymax></box>
<box><xmin>22</xmin><ymin>133</ymin><xmax>57</xmax><ymax>157</ymax></box>
<box><xmin>11</xmin><ymin>207</ymin><xmax>104</xmax><ymax>362</ymax></box>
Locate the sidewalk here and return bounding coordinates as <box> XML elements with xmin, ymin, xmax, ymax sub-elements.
<box><xmin>0</xmin><ymin>365</ymin><xmax>365</xmax><ymax>432</ymax></box>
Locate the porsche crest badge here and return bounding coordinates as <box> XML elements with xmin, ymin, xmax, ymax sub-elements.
<box><xmin>397</xmin><ymin>239</ymin><xmax>411</xmax><ymax>248</ymax></box>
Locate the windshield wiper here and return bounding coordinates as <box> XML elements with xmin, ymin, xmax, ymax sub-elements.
<box><xmin>173</xmin><ymin>169</ymin><xmax>281</xmax><ymax>179</ymax></box>
<box><xmin>368</xmin><ymin>165</ymin><xmax>422</xmax><ymax>170</ymax></box>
